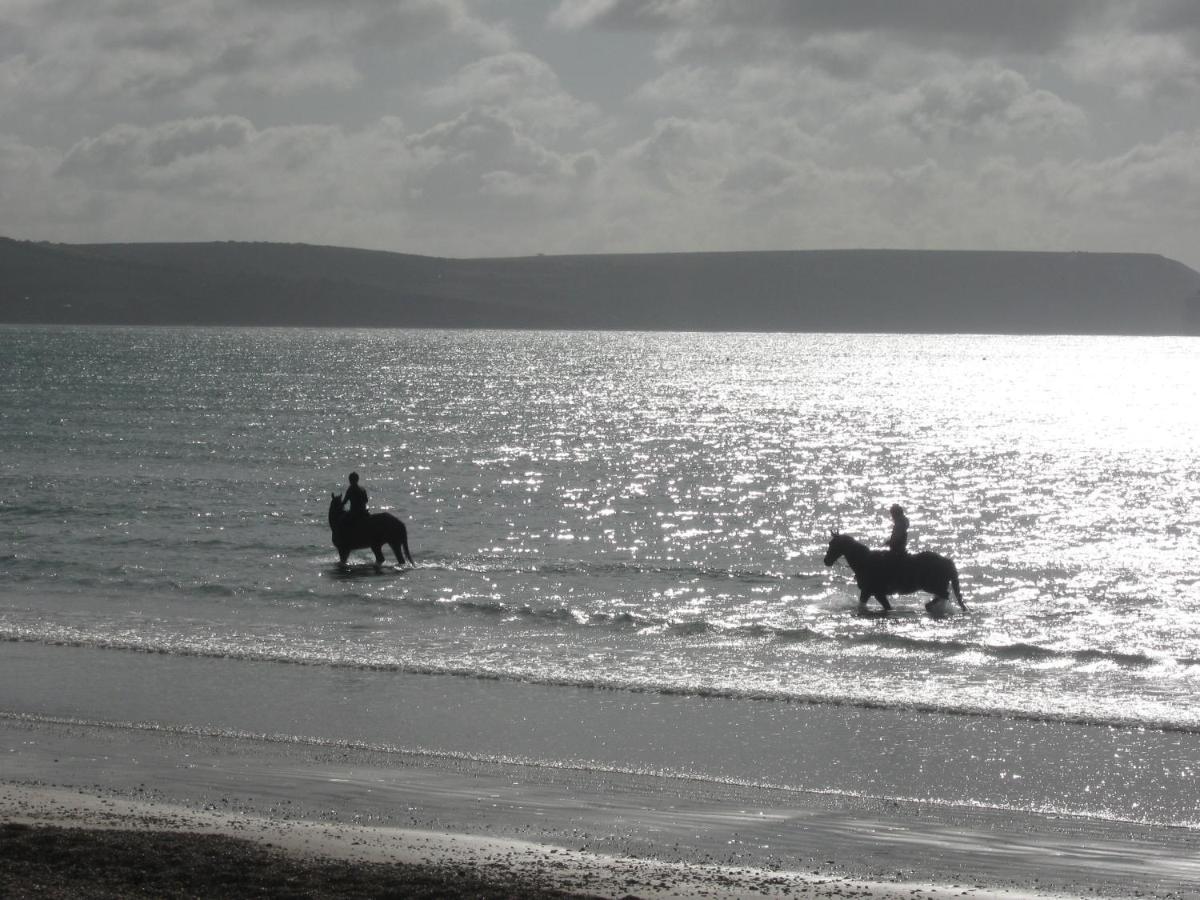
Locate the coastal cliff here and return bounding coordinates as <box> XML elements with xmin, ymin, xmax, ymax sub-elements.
<box><xmin>3</xmin><ymin>238</ymin><xmax>1198</xmax><ymax>334</ymax></box>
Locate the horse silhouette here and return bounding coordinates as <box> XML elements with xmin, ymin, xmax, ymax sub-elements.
<box><xmin>328</xmin><ymin>493</ymin><xmax>414</xmax><ymax>568</ymax></box>
<box><xmin>823</xmin><ymin>531</ymin><xmax>964</xmax><ymax>612</ymax></box>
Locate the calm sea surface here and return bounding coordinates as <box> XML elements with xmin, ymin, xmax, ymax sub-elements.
<box><xmin>2</xmin><ymin>326</ymin><xmax>1199</xmax><ymax>764</ymax></box>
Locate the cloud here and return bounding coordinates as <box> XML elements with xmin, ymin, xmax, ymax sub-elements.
<box><xmin>424</xmin><ymin>52</ymin><xmax>600</xmax><ymax>139</ymax></box>
<box><xmin>879</xmin><ymin>65</ymin><xmax>1088</xmax><ymax>144</ymax></box>
<box><xmin>59</xmin><ymin>117</ymin><xmax>255</xmax><ymax>183</ymax></box>
<box><xmin>0</xmin><ymin>134</ymin><xmax>67</xmax><ymax>231</ymax></box>
<box><xmin>3</xmin><ymin>0</ymin><xmax>1199</xmax><ymax>270</ymax></box>
<box><xmin>32</xmin><ymin>107</ymin><xmax>600</xmax><ymax>254</ymax></box>
<box><xmin>404</xmin><ymin>108</ymin><xmax>598</xmax><ymax>223</ymax></box>
<box><xmin>0</xmin><ymin>0</ymin><xmax>509</xmax><ymax>110</ymax></box>
<box><xmin>9</xmin><ymin>102</ymin><xmax>1200</xmax><ymax>266</ymax></box>
<box><xmin>552</xmin><ymin>0</ymin><xmax>1098</xmax><ymax>55</ymax></box>
<box><xmin>552</xmin><ymin>0</ymin><xmax>1200</xmax><ymax>104</ymax></box>
<box><xmin>1040</xmin><ymin>131</ymin><xmax>1200</xmax><ymax>223</ymax></box>
<box><xmin>1065</xmin><ymin>32</ymin><xmax>1200</xmax><ymax>101</ymax></box>
<box><xmin>549</xmin><ymin>0</ymin><xmax>682</xmax><ymax>32</ymax></box>
<box><xmin>1124</xmin><ymin>0</ymin><xmax>1200</xmax><ymax>35</ymax></box>
<box><xmin>562</xmin><ymin>110</ymin><xmax>1200</xmax><ymax>261</ymax></box>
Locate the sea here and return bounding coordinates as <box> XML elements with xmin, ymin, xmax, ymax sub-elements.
<box><xmin>2</xmin><ymin>325</ymin><xmax>1199</xmax><ymax>827</ymax></box>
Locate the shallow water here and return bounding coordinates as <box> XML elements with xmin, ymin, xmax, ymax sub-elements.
<box><xmin>2</xmin><ymin>326</ymin><xmax>1199</xmax><ymax>820</ymax></box>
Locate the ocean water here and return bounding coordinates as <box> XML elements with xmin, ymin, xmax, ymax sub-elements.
<box><xmin>2</xmin><ymin>325</ymin><xmax>1199</xmax><ymax>822</ymax></box>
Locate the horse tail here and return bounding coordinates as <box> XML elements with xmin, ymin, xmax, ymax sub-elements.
<box><xmin>950</xmin><ymin>562</ymin><xmax>965</xmax><ymax>610</ymax></box>
<box><xmin>399</xmin><ymin>522</ymin><xmax>415</xmax><ymax>566</ymax></box>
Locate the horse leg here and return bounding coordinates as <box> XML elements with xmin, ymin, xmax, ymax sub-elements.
<box><xmin>398</xmin><ymin>524</ymin><xmax>414</xmax><ymax>566</ymax></box>
<box><xmin>372</xmin><ymin>545</ymin><xmax>385</xmax><ymax>568</ymax></box>
<box><xmin>875</xmin><ymin>593</ymin><xmax>892</xmax><ymax>611</ymax></box>
<box><xmin>337</xmin><ymin>545</ymin><xmax>350</xmax><ymax>567</ymax></box>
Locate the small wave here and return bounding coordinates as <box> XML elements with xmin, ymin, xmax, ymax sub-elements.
<box><xmin>667</xmin><ymin>620</ymin><xmax>713</xmax><ymax>637</ymax></box>
<box><xmin>834</xmin><ymin>632</ymin><xmax>1193</xmax><ymax>670</ymax></box>
<box><xmin>82</xmin><ymin>535</ymin><xmax>175</xmax><ymax>549</ymax></box>
<box><xmin>316</xmin><ymin>591</ymin><xmax>1200</xmax><ymax>672</ymax></box>
<box><xmin>323</xmin><ymin>563</ymin><xmax>410</xmax><ymax>580</ymax></box>
<box><xmin>770</xmin><ymin>626</ymin><xmax>822</xmax><ymax>643</ymax></box>
<box><xmin>420</xmin><ymin>554</ymin><xmax>795</xmax><ymax>584</ymax></box>
<box><xmin>454</xmin><ymin>597</ymin><xmax>581</xmax><ymax>624</ymax></box>
<box><xmin>187</xmin><ymin>582</ymin><xmax>239</xmax><ymax>598</ymax></box>
<box><xmin>0</xmin><ymin>503</ymin><xmax>44</xmax><ymax>516</ymax></box>
<box><xmin>391</xmin><ymin>594</ymin><xmax>731</xmax><ymax>634</ymax></box>
<box><xmin>374</xmin><ymin>593</ymin><xmax>1197</xmax><ymax>672</ymax></box>
<box><xmin>587</xmin><ymin>611</ymin><xmax>640</xmax><ymax>628</ymax></box>
<box><xmin>361</xmin><ymin>592</ymin><xmax>663</xmax><ymax>630</ymax></box>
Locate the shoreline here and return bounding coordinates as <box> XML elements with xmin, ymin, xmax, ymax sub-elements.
<box><xmin>4</xmin><ymin>642</ymin><xmax>1198</xmax><ymax>829</ymax></box>
<box><xmin>4</xmin><ymin>716</ymin><xmax>1199</xmax><ymax>899</ymax></box>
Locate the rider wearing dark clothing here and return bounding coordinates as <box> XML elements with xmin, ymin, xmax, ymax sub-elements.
<box><xmin>343</xmin><ymin>472</ymin><xmax>369</xmax><ymax>522</ymax></box>
<box><xmin>886</xmin><ymin>504</ymin><xmax>909</xmax><ymax>554</ymax></box>
<box><xmin>885</xmin><ymin>503</ymin><xmax>910</xmax><ymax>587</ymax></box>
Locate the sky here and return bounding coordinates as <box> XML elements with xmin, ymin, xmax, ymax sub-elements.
<box><xmin>2</xmin><ymin>0</ymin><xmax>1200</xmax><ymax>269</ymax></box>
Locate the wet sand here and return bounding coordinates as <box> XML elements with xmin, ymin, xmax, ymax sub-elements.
<box><xmin>4</xmin><ymin>715</ymin><xmax>1199</xmax><ymax>899</ymax></box>
<box><xmin>0</xmin><ymin>784</ymin><xmax>1050</xmax><ymax>900</ymax></box>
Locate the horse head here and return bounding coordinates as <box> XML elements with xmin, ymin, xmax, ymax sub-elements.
<box><xmin>823</xmin><ymin>530</ymin><xmax>848</xmax><ymax>566</ymax></box>
<box><xmin>328</xmin><ymin>493</ymin><xmax>344</xmax><ymax>530</ymax></box>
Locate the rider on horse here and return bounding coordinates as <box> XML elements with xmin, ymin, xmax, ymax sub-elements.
<box><xmin>328</xmin><ymin>476</ymin><xmax>414</xmax><ymax>568</ymax></box>
<box><xmin>885</xmin><ymin>503</ymin><xmax>911</xmax><ymax>587</ymax></box>
<box><xmin>342</xmin><ymin>472</ymin><xmax>369</xmax><ymax>524</ymax></box>
<box><xmin>886</xmin><ymin>503</ymin><xmax>909</xmax><ymax>554</ymax></box>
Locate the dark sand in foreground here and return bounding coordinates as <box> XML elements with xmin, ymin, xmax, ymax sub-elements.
<box><xmin>4</xmin><ymin>716</ymin><xmax>1199</xmax><ymax>899</ymax></box>
<box><xmin>1</xmin><ymin>821</ymin><xmax>594</xmax><ymax>899</ymax></box>
<box><xmin>0</xmin><ymin>787</ymin><xmax>1050</xmax><ymax>900</ymax></box>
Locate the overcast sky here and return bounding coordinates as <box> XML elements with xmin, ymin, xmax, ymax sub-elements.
<box><xmin>3</xmin><ymin>0</ymin><xmax>1199</xmax><ymax>268</ymax></box>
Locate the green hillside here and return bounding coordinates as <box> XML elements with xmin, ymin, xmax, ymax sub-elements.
<box><xmin>3</xmin><ymin>238</ymin><xmax>1198</xmax><ymax>334</ymax></box>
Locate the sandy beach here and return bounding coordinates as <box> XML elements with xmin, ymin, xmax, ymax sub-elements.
<box><xmin>4</xmin><ymin>712</ymin><xmax>1198</xmax><ymax>899</ymax></box>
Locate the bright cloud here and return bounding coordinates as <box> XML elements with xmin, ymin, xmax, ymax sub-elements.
<box><xmin>1</xmin><ymin>0</ymin><xmax>1198</xmax><ymax>269</ymax></box>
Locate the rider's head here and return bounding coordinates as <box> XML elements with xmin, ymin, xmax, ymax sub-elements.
<box><xmin>349</xmin><ymin>472</ymin><xmax>359</xmax><ymax>484</ymax></box>
<box><xmin>890</xmin><ymin>503</ymin><xmax>904</xmax><ymax>519</ymax></box>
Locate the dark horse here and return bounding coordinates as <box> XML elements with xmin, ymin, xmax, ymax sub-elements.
<box><xmin>823</xmin><ymin>532</ymin><xmax>964</xmax><ymax>612</ymax></box>
<box><xmin>328</xmin><ymin>493</ymin><xmax>414</xmax><ymax>568</ymax></box>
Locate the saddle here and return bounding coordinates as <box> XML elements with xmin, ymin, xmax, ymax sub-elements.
<box><xmin>336</xmin><ymin>510</ymin><xmax>370</xmax><ymax>539</ymax></box>
<box><xmin>885</xmin><ymin>551</ymin><xmax>918</xmax><ymax>593</ymax></box>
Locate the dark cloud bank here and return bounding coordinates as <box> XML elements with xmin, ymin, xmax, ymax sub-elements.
<box><xmin>2</xmin><ymin>239</ymin><xmax>1198</xmax><ymax>334</ymax></box>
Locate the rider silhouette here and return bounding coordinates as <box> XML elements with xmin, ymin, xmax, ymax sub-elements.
<box><xmin>885</xmin><ymin>503</ymin><xmax>910</xmax><ymax>587</ymax></box>
<box><xmin>342</xmin><ymin>472</ymin><xmax>369</xmax><ymax>524</ymax></box>
<box><xmin>886</xmin><ymin>503</ymin><xmax>909</xmax><ymax>554</ymax></box>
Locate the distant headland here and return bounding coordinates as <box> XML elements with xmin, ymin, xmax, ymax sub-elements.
<box><xmin>2</xmin><ymin>237</ymin><xmax>1198</xmax><ymax>334</ymax></box>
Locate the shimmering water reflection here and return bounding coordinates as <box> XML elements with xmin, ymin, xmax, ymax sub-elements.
<box><xmin>1</xmin><ymin>327</ymin><xmax>1199</xmax><ymax>731</ymax></box>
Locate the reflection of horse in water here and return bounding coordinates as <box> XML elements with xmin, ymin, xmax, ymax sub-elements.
<box><xmin>328</xmin><ymin>494</ymin><xmax>414</xmax><ymax>568</ymax></box>
<box><xmin>823</xmin><ymin>532</ymin><xmax>964</xmax><ymax>612</ymax></box>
